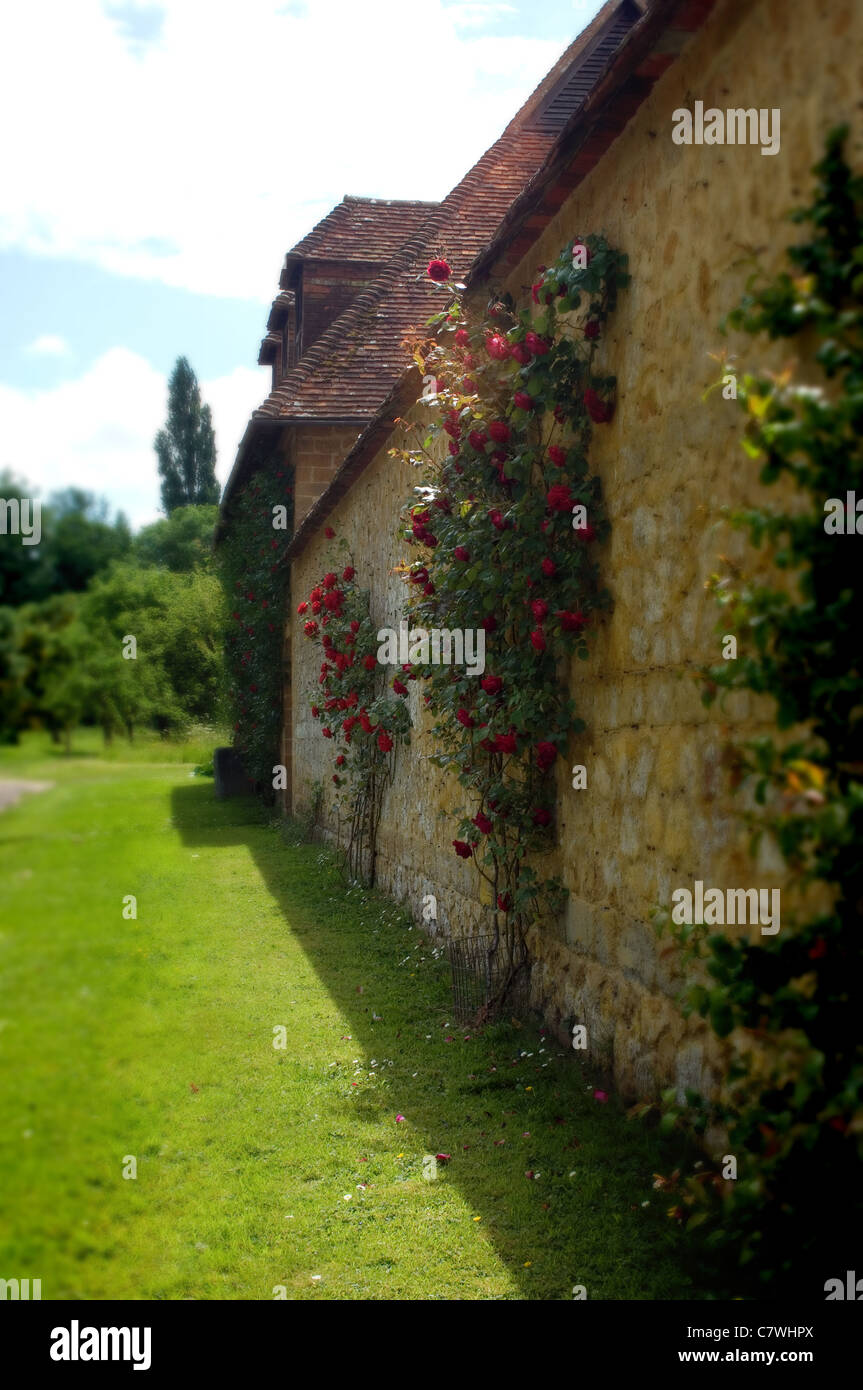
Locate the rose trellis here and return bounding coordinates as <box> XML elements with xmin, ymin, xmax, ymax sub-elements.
<box><xmin>391</xmin><ymin>235</ymin><xmax>630</xmax><ymax>1007</ymax></box>
<box><xmin>297</xmin><ymin>543</ymin><xmax>411</xmax><ymax>884</ymax></box>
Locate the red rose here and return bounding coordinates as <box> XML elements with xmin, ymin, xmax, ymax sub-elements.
<box><xmin>487</xmin><ymin>422</ymin><xmax>509</xmax><ymax>447</ymax></box>
<box><xmin>481</xmin><ymin>615</ymin><xmax>497</xmax><ymax>632</ymax></box>
<box><xmin>393</xmin><ymin>679</ymin><xmax>408</xmax><ymax>696</ymax></box>
<box><xmin>310</xmin><ymin>705</ymin><xmax>319</xmax><ymax>717</ymax></box>
<box><xmin>322</xmin><ymin>727</ymin><xmax>333</xmax><ymax>739</ymax></box>
<box><xmin>584</xmin><ymin>388</ymin><xmax>612</xmax><ymax>423</ymax></box>
<box><xmin>547</xmin><ymin>483</ymin><xmax>574</xmax><ymax>512</ymax></box>
<box><xmin>584</xmin><ymin>320</ymin><xmax>600</xmax><ymax>340</ymax></box>
<box><xmin>468</xmin><ymin>430</ymin><xmax>488</xmax><ymax>451</ymax></box>
<box><xmin>541</xmin><ymin>557</ymin><xmax>556</xmax><ymax>578</ymax></box>
<box><xmin>363</xmin><ymin>653</ymin><xmax>376</xmax><ymax>671</ymax></box>
<box><xmin>481</xmin><ymin>675</ymin><xmax>502</xmax><ymax>695</ymax></box>
<box><xmin>410</xmin><ymin>566</ymin><xmax>429</xmax><ymax>584</ymax></box>
<box><xmin>423</xmin><ymin>582</ymin><xmax>435</xmax><ymax>595</ymax></box>
<box><xmin>575</xmin><ymin>522</ymin><xmax>598</xmax><ymax>543</ymax></box>
<box><xmin>335</xmin><ymin>755</ymin><xmax>345</xmax><ymax>767</ymax></box>
<box><xmin>323</xmin><ymin>572</ymin><xmax>337</xmax><ymax>590</ymax></box>
<box><xmin>473</xmin><ymin>813</ymin><xmax>493</xmax><ymax>835</ymax></box>
<box><xmin>530</xmin><ymin>599</ymin><xmax>549</xmax><ymax>622</ymax></box>
<box><xmin>452</xmin><ymin>840</ymin><xmax>473</xmax><ymax>859</ymax></box>
<box><xmin>427</xmin><ymin>258</ymin><xmax>451</xmax><ymax>282</ymax></box>
<box><xmin>497</xmin><ymin>893</ymin><xmax>512</xmax><ymax>912</ymax></box>
<box><xmin>324</xmin><ymin>526</ymin><xmax>335</xmax><ymax>539</ymax></box>
<box><xmin>535</xmin><ymin>741</ymin><xmax>557</xmax><ymax>772</ymax></box>
<box><xmin>532</xmin><ymin>806</ymin><xmax>552</xmax><ymax>827</ymax></box>
<box><xmin>556</xmin><ymin>609</ymin><xmax>587</xmax><ymax>632</ymax></box>
<box><xmin>454</xmin><ymin>328</ymin><xmax>469</xmax><ymax>347</ymax></box>
<box><xmin>524</xmin><ymin>331</ymin><xmax>550</xmax><ymax>356</ymax></box>
<box><xmin>303</xmin><ymin>620</ymin><xmax>318</xmax><ymax>637</ymax></box>
<box><xmin>495</xmin><ymin>732</ymin><xmax>518</xmax><ymax>755</ymax></box>
<box><xmin>530</xmin><ymin>628</ymin><xmax>546</xmax><ymax>653</ymax></box>
<box><xmin>486</xmin><ymin>333</ymin><xmax>510</xmax><ymax>361</ymax></box>
<box><xmin>456</xmin><ymin>708</ymin><xmax>475</xmax><ymax>728</ymax></box>
<box><xmin>342</xmin><ymin>566</ymin><xmax>355</xmax><ymax>581</ymax></box>
<box><xmin>488</xmin><ymin>508</ymin><xmax>507</xmax><ymax>532</ymax></box>
<box><xmin>323</xmin><ymin>591</ymin><xmax>342</xmax><ymax>611</ymax></box>
<box><xmin>514</xmin><ymin>390</ymin><xmax>534</xmax><ymax>411</ymax></box>
<box><xmin>447</xmin><ymin>440</ymin><xmax>459</xmax><ymax>457</ymax></box>
<box><xmin>453</xmin><ymin>546</ymin><xmax>470</xmax><ymax>562</ymax></box>
<box><xmin>350</xmin><ymin>620</ymin><xmax>360</xmax><ymax>633</ymax></box>
<box><xmin>377</xmin><ymin>731</ymin><xmax>394</xmax><ymax>753</ymax></box>
<box><xmin>511</xmin><ymin>342</ymin><xmax>532</xmax><ymax>365</ymax></box>
<box><xmin>548</xmin><ymin>445</ymin><xmax>566</xmax><ymax>467</ymax></box>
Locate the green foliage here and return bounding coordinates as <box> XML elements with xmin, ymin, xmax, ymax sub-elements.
<box><xmin>218</xmin><ymin>462</ymin><xmax>293</xmax><ymax>790</ymax></box>
<box><xmin>0</xmin><ymin>473</ymin><xmax>131</xmax><ymax>606</ymax></box>
<box><xmin>392</xmin><ymin>235</ymin><xmax>628</xmax><ymax>967</ymax></box>
<box><xmin>132</xmin><ymin>504</ymin><xmax>218</xmax><ymax>572</ymax></box>
<box><xmin>680</xmin><ymin>129</ymin><xmax>863</xmax><ymax>1293</ymax></box>
<box><xmin>155</xmin><ymin>357</ymin><xmax>219</xmax><ymax>513</ymax></box>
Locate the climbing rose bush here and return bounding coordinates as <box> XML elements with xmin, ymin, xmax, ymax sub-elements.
<box><xmin>298</xmin><ymin>543</ymin><xmax>411</xmax><ymax>881</ymax></box>
<box><xmin>393</xmin><ymin>234</ymin><xmax>629</xmax><ymax>982</ymax></box>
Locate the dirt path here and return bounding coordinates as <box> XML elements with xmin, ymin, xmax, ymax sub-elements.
<box><xmin>0</xmin><ymin>779</ymin><xmax>54</xmax><ymax>812</ymax></box>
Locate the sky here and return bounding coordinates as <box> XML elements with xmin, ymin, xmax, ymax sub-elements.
<box><xmin>0</xmin><ymin>0</ymin><xmax>605</xmax><ymax>529</ymax></box>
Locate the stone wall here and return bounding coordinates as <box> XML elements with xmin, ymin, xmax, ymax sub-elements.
<box><xmin>288</xmin><ymin>0</ymin><xmax>863</xmax><ymax>1101</ymax></box>
<box><xmin>293</xmin><ymin>425</ymin><xmax>362</xmax><ymax>525</ymax></box>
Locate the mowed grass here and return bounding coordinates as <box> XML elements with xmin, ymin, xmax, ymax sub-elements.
<box><xmin>0</xmin><ymin>733</ymin><xmax>697</xmax><ymax>1300</ymax></box>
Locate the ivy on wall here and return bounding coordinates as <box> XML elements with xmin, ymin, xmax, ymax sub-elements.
<box><xmin>218</xmin><ymin>462</ymin><xmax>293</xmax><ymax>792</ymax></box>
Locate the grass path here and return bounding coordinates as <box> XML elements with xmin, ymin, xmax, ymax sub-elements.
<box><xmin>0</xmin><ymin>735</ymin><xmax>695</xmax><ymax>1300</ymax></box>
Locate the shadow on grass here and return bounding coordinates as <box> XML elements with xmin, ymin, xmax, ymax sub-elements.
<box><xmin>171</xmin><ymin>780</ymin><xmax>702</xmax><ymax>1301</ymax></box>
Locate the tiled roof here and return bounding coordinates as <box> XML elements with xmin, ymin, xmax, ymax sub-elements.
<box><xmin>281</xmin><ymin>0</ymin><xmax>721</xmax><ymax>561</ymax></box>
<box><xmin>222</xmin><ymin>0</ymin><xmax>640</xmax><ymax>507</ymax></box>
<box><xmin>283</xmin><ymin>196</ymin><xmax>439</xmax><ymax>268</ymax></box>
<box><xmin>252</xmin><ymin>0</ymin><xmax>629</xmax><ymax>425</ymax></box>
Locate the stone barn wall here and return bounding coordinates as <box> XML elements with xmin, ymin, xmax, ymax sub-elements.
<box><xmin>288</xmin><ymin>0</ymin><xmax>863</xmax><ymax>1101</ymax></box>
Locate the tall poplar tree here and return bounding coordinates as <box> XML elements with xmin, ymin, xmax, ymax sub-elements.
<box><xmin>155</xmin><ymin>357</ymin><xmax>219</xmax><ymax>513</ymax></box>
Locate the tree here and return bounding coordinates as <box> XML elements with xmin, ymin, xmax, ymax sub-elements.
<box><xmin>155</xmin><ymin>357</ymin><xmax>219</xmax><ymax>513</ymax></box>
<box><xmin>0</xmin><ymin>473</ymin><xmax>131</xmax><ymax>606</ymax></box>
<box><xmin>132</xmin><ymin>504</ymin><xmax>218</xmax><ymax>572</ymax></box>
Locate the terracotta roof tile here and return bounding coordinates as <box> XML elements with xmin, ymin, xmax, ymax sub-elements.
<box><xmin>285</xmin><ymin>196</ymin><xmax>439</xmax><ymax>266</ymax></box>
<box><xmin>224</xmin><ymin>1</ymin><xmax>638</xmax><ymax>501</ymax></box>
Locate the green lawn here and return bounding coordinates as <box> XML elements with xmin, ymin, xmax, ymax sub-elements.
<box><xmin>0</xmin><ymin>732</ymin><xmax>698</xmax><ymax>1300</ymax></box>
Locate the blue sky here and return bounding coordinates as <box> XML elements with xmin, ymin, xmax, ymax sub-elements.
<box><xmin>0</xmin><ymin>0</ymin><xmax>605</xmax><ymax>528</ymax></box>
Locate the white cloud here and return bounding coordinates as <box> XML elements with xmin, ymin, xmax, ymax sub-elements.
<box><xmin>0</xmin><ymin>349</ymin><xmax>267</xmax><ymax>528</ymax></box>
<box><xmin>24</xmin><ymin>334</ymin><xmax>70</xmax><ymax>357</ymax></box>
<box><xmin>0</xmin><ymin>0</ymin><xmax>577</xmax><ymax>301</ymax></box>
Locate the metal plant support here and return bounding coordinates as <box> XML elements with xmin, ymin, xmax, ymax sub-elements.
<box><xmin>446</xmin><ymin>932</ymin><xmax>531</xmax><ymax>1023</ymax></box>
